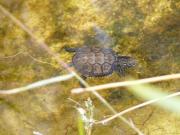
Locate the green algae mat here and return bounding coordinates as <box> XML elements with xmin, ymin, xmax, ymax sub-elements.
<box><xmin>0</xmin><ymin>0</ymin><xmax>179</xmax><ymax>135</ymax></box>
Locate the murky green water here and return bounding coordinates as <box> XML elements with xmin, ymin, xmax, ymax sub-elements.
<box><xmin>0</xmin><ymin>0</ymin><xmax>179</xmax><ymax>135</ymax></box>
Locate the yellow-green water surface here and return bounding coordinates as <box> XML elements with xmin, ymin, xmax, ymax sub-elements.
<box><xmin>0</xmin><ymin>0</ymin><xmax>179</xmax><ymax>135</ymax></box>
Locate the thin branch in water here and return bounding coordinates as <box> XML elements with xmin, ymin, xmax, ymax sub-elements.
<box><xmin>0</xmin><ymin>73</ymin><xmax>74</xmax><ymax>95</ymax></box>
<box><xmin>72</xmin><ymin>73</ymin><xmax>180</xmax><ymax>94</ymax></box>
<box><xmin>95</xmin><ymin>91</ymin><xmax>180</xmax><ymax>124</ymax></box>
<box><xmin>25</xmin><ymin>52</ymin><xmax>57</xmax><ymax>68</ymax></box>
<box><xmin>0</xmin><ymin>51</ymin><xmax>57</xmax><ymax>68</ymax></box>
<box><xmin>68</xmin><ymin>98</ymin><xmax>83</xmax><ymax>107</ymax></box>
<box><xmin>0</xmin><ymin>5</ymin><xmax>144</xmax><ymax>134</ymax></box>
<box><xmin>33</xmin><ymin>131</ymin><xmax>43</xmax><ymax>135</ymax></box>
<box><xmin>0</xmin><ymin>51</ymin><xmax>23</xmax><ymax>59</ymax></box>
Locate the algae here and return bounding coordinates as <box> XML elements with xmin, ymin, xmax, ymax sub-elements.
<box><xmin>0</xmin><ymin>0</ymin><xmax>179</xmax><ymax>134</ymax></box>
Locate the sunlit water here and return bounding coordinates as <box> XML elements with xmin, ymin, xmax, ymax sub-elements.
<box><xmin>0</xmin><ymin>0</ymin><xmax>179</xmax><ymax>135</ymax></box>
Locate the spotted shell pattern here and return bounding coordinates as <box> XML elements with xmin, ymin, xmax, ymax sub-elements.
<box><xmin>72</xmin><ymin>46</ymin><xmax>117</xmax><ymax>77</ymax></box>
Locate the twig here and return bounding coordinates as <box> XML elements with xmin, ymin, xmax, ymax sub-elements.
<box><xmin>96</xmin><ymin>91</ymin><xmax>180</xmax><ymax>124</ymax></box>
<box><xmin>0</xmin><ymin>73</ymin><xmax>74</xmax><ymax>95</ymax></box>
<box><xmin>0</xmin><ymin>51</ymin><xmax>57</xmax><ymax>68</ymax></box>
<box><xmin>68</xmin><ymin>98</ymin><xmax>83</xmax><ymax>107</ymax></box>
<box><xmin>0</xmin><ymin>5</ymin><xmax>144</xmax><ymax>134</ymax></box>
<box><xmin>25</xmin><ymin>52</ymin><xmax>57</xmax><ymax>68</ymax></box>
<box><xmin>0</xmin><ymin>51</ymin><xmax>23</xmax><ymax>59</ymax></box>
<box><xmin>33</xmin><ymin>131</ymin><xmax>43</xmax><ymax>135</ymax></box>
<box><xmin>72</xmin><ymin>73</ymin><xmax>180</xmax><ymax>94</ymax></box>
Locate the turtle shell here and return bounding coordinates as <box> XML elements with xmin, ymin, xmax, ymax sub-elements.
<box><xmin>72</xmin><ymin>46</ymin><xmax>117</xmax><ymax>77</ymax></box>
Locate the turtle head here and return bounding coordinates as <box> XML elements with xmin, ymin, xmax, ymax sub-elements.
<box><xmin>118</xmin><ymin>56</ymin><xmax>136</xmax><ymax>68</ymax></box>
<box><xmin>114</xmin><ymin>56</ymin><xmax>136</xmax><ymax>76</ymax></box>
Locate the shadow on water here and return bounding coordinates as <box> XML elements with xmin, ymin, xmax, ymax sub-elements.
<box><xmin>137</xmin><ymin>11</ymin><xmax>180</xmax><ymax>77</ymax></box>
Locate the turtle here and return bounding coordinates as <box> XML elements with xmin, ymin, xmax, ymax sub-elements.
<box><xmin>65</xmin><ymin>46</ymin><xmax>136</xmax><ymax>80</ymax></box>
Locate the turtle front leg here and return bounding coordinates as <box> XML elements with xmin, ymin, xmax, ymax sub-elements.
<box><xmin>64</xmin><ymin>46</ymin><xmax>79</xmax><ymax>52</ymax></box>
<box><xmin>117</xmin><ymin>67</ymin><xmax>126</xmax><ymax>76</ymax></box>
<box><xmin>113</xmin><ymin>63</ymin><xmax>126</xmax><ymax>76</ymax></box>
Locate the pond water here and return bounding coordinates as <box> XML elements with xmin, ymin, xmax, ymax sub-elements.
<box><xmin>0</xmin><ymin>0</ymin><xmax>179</xmax><ymax>135</ymax></box>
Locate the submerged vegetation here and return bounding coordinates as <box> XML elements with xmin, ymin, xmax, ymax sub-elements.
<box><xmin>0</xmin><ymin>0</ymin><xmax>179</xmax><ymax>134</ymax></box>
